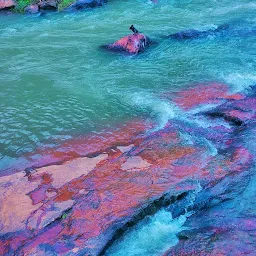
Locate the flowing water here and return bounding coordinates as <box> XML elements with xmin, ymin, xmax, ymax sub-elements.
<box><xmin>0</xmin><ymin>0</ymin><xmax>256</xmax><ymax>254</ymax></box>
<box><xmin>105</xmin><ymin>210</ymin><xmax>189</xmax><ymax>256</ymax></box>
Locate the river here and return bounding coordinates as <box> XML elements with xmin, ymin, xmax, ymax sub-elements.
<box><xmin>0</xmin><ymin>1</ymin><xmax>256</xmax><ymax>255</ymax></box>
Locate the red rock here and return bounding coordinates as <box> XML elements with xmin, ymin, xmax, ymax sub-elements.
<box><xmin>104</xmin><ymin>33</ymin><xmax>151</xmax><ymax>54</ymax></box>
<box><xmin>175</xmin><ymin>83</ymin><xmax>244</xmax><ymax>110</ymax></box>
<box><xmin>0</xmin><ymin>0</ymin><xmax>15</xmax><ymax>9</ymax></box>
<box><xmin>0</xmin><ymin>136</ymin><xmax>205</xmax><ymax>254</ymax></box>
<box><xmin>1</xmin><ymin>119</ymin><xmax>149</xmax><ymax>175</ymax></box>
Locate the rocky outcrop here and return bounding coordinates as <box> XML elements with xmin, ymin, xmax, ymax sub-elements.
<box><xmin>65</xmin><ymin>0</ymin><xmax>106</xmax><ymax>11</ymax></box>
<box><xmin>0</xmin><ymin>83</ymin><xmax>255</xmax><ymax>255</ymax></box>
<box><xmin>0</xmin><ymin>0</ymin><xmax>15</xmax><ymax>10</ymax></box>
<box><xmin>102</xmin><ymin>33</ymin><xmax>151</xmax><ymax>54</ymax></box>
<box><xmin>38</xmin><ymin>0</ymin><xmax>57</xmax><ymax>9</ymax></box>
<box><xmin>0</xmin><ymin>0</ymin><xmax>106</xmax><ymax>13</ymax></box>
<box><xmin>24</xmin><ymin>4</ymin><xmax>39</xmax><ymax>13</ymax></box>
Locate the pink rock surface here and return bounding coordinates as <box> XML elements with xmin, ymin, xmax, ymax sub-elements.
<box><xmin>105</xmin><ymin>33</ymin><xmax>150</xmax><ymax>54</ymax></box>
<box><xmin>0</xmin><ymin>0</ymin><xmax>15</xmax><ymax>9</ymax></box>
<box><xmin>1</xmin><ymin>119</ymin><xmax>149</xmax><ymax>176</ymax></box>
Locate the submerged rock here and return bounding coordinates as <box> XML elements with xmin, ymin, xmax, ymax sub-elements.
<box><xmin>0</xmin><ymin>0</ymin><xmax>15</xmax><ymax>10</ymax></box>
<box><xmin>169</xmin><ymin>23</ymin><xmax>256</xmax><ymax>41</ymax></box>
<box><xmin>102</xmin><ymin>33</ymin><xmax>151</xmax><ymax>54</ymax></box>
<box><xmin>169</xmin><ymin>24</ymin><xmax>229</xmax><ymax>40</ymax></box>
<box><xmin>174</xmin><ymin>82</ymin><xmax>243</xmax><ymax>110</ymax></box>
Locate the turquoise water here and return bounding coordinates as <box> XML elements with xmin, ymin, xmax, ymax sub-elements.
<box><xmin>105</xmin><ymin>210</ymin><xmax>188</xmax><ymax>256</ymax></box>
<box><xmin>0</xmin><ymin>1</ymin><xmax>256</xmax><ymax>170</ymax></box>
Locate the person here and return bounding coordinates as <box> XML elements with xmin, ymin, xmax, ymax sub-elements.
<box><xmin>130</xmin><ymin>25</ymin><xmax>139</xmax><ymax>34</ymax></box>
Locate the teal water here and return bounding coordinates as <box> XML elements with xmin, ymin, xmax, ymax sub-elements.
<box><xmin>0</xmin><ymin>1</ymin><xmax>256</xmax><ymax>170</ymax></box>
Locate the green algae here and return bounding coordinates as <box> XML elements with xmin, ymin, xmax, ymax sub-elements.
<box><xmin>13</xmin><ymin>0</ymin><xmax>33</xmax><ymax>12</ymax></box>
<box><xmin>57</xmin><ymin>0</ymin><xmax>74</xmax><ymax>11</ymax></box>
<box><xmin>12</xmin><ymin>0</ymin><xmax>73</xmax><ymax>13</ymax></box>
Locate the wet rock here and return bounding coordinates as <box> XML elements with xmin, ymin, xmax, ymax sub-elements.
<box><xmin>24</xmin><ymin>4</ymin><xmax>39</xmax><ymax>14</ymax></box>
<box><xmin>38</xmin><ymin>0</ymin><xmax>57</xmax><ymax>9</ymax></box>
<box><xmin>164</xmin><ymin>170</ymin><xmax>256</xmax><ymax>256</ymax></box>
<box><xmin>169</xmin><ymin>24</ymin><xmax>229</xmax><ymax>40</ymax></box>
<box><xmin>168</xmin><ymin>23</ymin><xmax>256</xmax><ymax>41</ymax></box>
<box><xmin>0</xmin><ymin>0</ymin><xmax>15</xmax><ymax>10</ymax></box>
<box><xmin>1</xmin><ymin>119</ymin><xmax>149</xmax><ymax>175</ymax></box>
<box><xmin>174</xmin><ymin>82</ymin><xmax>243</xmax><ymax>110</ymax></box>
<box><xmin>205</xmin><ymin>91</ymin><xmax>256</xmax><ymax>125</ymax></box>
<box><xmin>102</xmin><ymin>33</ymin><xmax>151</xmax><ymax>54</ymax></box>
<box><xmin>65</xmin><ymin>0</ymin><xmax>106</xmax><ymax>11</ymax></box>
<box><xmin>0</xmin><ymin>83</ymin><xmax>255</xmax><ymax>255</ymax></box>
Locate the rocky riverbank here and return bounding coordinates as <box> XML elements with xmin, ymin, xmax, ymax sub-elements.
<box><xmin>0</xmin><ymin>82</ymin><xmax>255</xmax><ymax>255</ymax></box>
<box><xmin>0</xmin><ymin>0</ymin><xmax>106</xmax><ymax>13</ymax></box>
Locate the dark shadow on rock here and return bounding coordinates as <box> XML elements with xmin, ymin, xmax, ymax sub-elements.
<box><xmin>65</xmin><ymin>0</ymin><xmax>107</xmax><ymax>11</ymax></box>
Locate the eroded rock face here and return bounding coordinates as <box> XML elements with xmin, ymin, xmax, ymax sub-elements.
<box><xmin>38</xmin><ymin>0</ymin><xmax>58</xmax><ymax>9</ymax></box>
<box><xmin>103</xmin><ymin>33</ymin><xmax>151</xmax><ymax>54</ymax></box>
<box><xmin>0</xmin><ymin>83</ymin><xmax>255</xmax><ymax>255</ymax></box>
<box><xmin>0</xmin><ymin>0</ymin><xmax>15</xmax><ymax>9</ymax></box>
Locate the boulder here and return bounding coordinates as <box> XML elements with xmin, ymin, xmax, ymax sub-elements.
<box><xmin>169</xmin><ymin>24</ymin><xmax>229</xmax><ymax>40</ymax></box>
<box><xmin>65</xmin><ymin>0</ymin><xmax>106</xmax><ymax>11</ymax></box>
<box><xmin>38</xmin><ymin>0</ymin><xmax>57</xmax><ymax>9</ymax></box>
<box><xmin>24</xmin><ymin>4</ymin><xmax>39</xmax><ymax>14</ymax></box>
<box><xmin>103</xmin><ymin>33</ymin><xmax>151</xmax><ymax>54</ymax></box>
<box><xmin>168</xmin><ymin>23</ymin><xmax>256</xmax><ymax>41</ymax></box>
<box><xmin>0</xmin><ymin>0</ymin><xmax>15</xmax><ymax>9</ymax></box>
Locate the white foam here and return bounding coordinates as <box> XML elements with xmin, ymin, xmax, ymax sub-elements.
<box><xmin>224</xmin><ymin>73</ymin><xmax>256</xmax><ymax>93</ymax></box>
<box><xmin>105</xmin><ymin>209</ymin><xmax>188</xmax><ymax>256</ymax></box>
<box><xmin>215</xmin><ymin>3</ymin><xmax>256</xmax><ymax>15</ymax></box>
<box><xmin>129</xmin><ymin>92</ymin><xmax>180</xmax><ymax>131</ymax></box>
